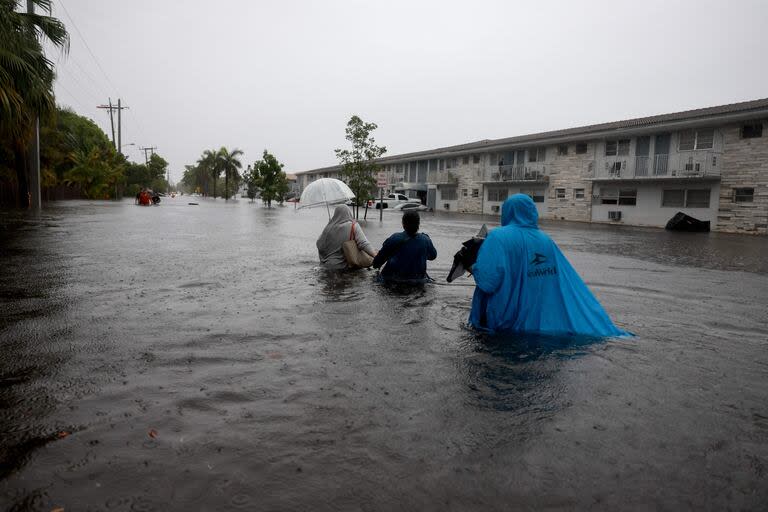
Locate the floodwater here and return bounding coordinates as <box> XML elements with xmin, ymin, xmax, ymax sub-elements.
<box><xmin>1</xmin><ymin>198</ymin><xmax>767</xmax><ymax>511</ymax></box>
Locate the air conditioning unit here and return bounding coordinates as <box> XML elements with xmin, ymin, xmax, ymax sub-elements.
<box><xmin>491</xmin><ymin>205</ymin><xmax>500</xmax><ymax>213</ymax></box>
<box><xmin>444</xmin><ymin>203</ymin><xmax>450</xmax><ymax>210</ymax></box>
<box><xmin>608</xmin><ymin>211</ymin><xmax>622</xmax><ymax>221</ymax></box>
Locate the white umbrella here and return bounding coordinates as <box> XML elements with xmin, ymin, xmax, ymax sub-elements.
<box><xmin>298</xmin><ymin>178</ymin><xmax>355</xmax><ymax>217</ymax></box>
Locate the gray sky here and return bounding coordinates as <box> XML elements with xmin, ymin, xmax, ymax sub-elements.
<box><xmin>50</xmin><ymin>0</ymin><xmax>768</xmax><ymax>183</ymax></box>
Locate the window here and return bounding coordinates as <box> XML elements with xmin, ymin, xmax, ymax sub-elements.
<box><xmin>662</xmin><ymin>189</ymin><xmax>685</xmax><ymax>207</ymax></box>
<box><xmin>686</xmin><ymin>189</ymin><xmax>710</xmax><ymax>208</ymax></box>
<box><xmin>528</xmin><ymin>147</ymin><xmax>546</xmax><ymax>162</ymax></box>
<box><xmin>618</xmin><ymin>188</ymin><xmax>637</xmax><ymax>206</ymax></box>
<box><xmin>438</xmin><ymin>159</ymin><xmax>444</xmax><ymax>171</ymax></box>
<box><xmin>575</xmin><ymin>143</ymin><xmax>588</xmax><ymax>154</ymax></box>
<box><xmin>462</xmin><ymin>189</ymin><xmax>467</xmax><ymax>197</ymax></box>
<box><xmin>447</xmin><ymin>158</ymin><xmax>457</xmax><ymax>169</ymax></box>
<box><xmin>556</xmin><ymin>188</ymin><xmax>566</xmax><ymax>199</ymax></box>
<box><xmin>601</xmin><ymin>187</ymin><xmax>618</xmax><ymax>204</ymax></box>
<box><xmin>662</xmin><ymin>188</ymin><xmax>711</xmax><ymax>207</ymax></box>
<box><xmin>679</xmin><ymin>129</ymin><xmax>714</xmax><ymax>150</ymax></box>
<box><xmin>487</xmin><ymin>188</ymin><xmax>508</xmax><ymax>202</ymax></box>
<box><xmin>605</xmin><ymin>139</ymin><xmax>630</xmax><ymax>156</ymax></box>
<box><xmin>441</xmin><ymin>187</ymin><xmax>457</xmax><ymax>201</ymax></box>
<box><xmin>472</xmin><ymin>188</ymin><xmax>479</xmax><ymax>198</ymax></box>
<box><xmin>558</xmin><ymin>145</ymin><xmax>568</xmax><ymax>156</ymax></box>
<box><xmin>741</xmin><ymin>124</ymin><xmax>763</xmax><ymax>138</ymax></box>
<box><xmin>462</xmin><ymin>156</ymin><xmax>469</xmax><ymax>165</ymax></box>
<box><xmin>573</xmin><ymin>188</ymin><xmax>585</xmax><ymax>199</ymax></box>
<box><xmin>473</xmin><ymin>154</ymin><xmax>480</xmax><ymax>164</ymax></box>
<box><xmin>521</xmin><ymin>189</ymin><xmax>545</xmax><ymax>203</ymax></box>
<box><xmin>734</xmin><ymin>187</ymin><xmax>754</xmax><ymax>202</ymax></box>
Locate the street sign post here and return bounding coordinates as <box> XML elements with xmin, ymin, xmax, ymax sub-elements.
<box><xmin>376</xmin><ymin>172</ymin><xmax>387</xmax><ymax>221</ymax></box>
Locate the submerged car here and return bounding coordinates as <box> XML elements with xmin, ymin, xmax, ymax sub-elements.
<box><xmin>391</xmin><ymin>201</ymin><xmax>428</xmax><ymax>211</ymax></box>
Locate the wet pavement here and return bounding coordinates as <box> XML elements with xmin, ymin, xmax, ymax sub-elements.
<box><xmin>1</xmin><ymin>197</ymin><xmax>767</xmax><ymax>511</ymax></box>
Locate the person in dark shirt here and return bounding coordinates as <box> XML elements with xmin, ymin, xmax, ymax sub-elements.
<box><xmin>372</xmin><ymin>211</ymin><xmax>437</xmax><ymax>283</ymax></box>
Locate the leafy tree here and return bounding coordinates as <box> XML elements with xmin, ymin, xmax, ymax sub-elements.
<box><xmin>216</xmin><ymin>146</ymin><xmax>243</xmax><ymax>200</ymax></box>
<box><xmin>335</xmin><ymin>115</ymin><xmax>386</xmax><ymax>218</ymax></box>
<box><xmin>253</xmin><ymin>150</ymin><xmax>288</xmax><ymax>208</ymax></box>
<box><xmin>0</xmin><ymin>0</ymin><xmax>69</xmax><ymax>206</ymax></box>
<box><xmin>241</xmin><ymin>164</ymin><xmax>259</xmax><ymax>202</ymax></box>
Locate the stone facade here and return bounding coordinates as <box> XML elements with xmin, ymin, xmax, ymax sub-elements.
<box><xmin>716</xmin><ymin>122</ymin><xmax>768</xmax><ymax>234</ymax></box>
<box><xmin>545</xmin><ymin>142</ymin><xmax>596</xmax><ymax>222</ymax></box>
<box><xmin>455</xmin><ymin>158</ymin><xmax>484</xmax><ymax>213</ymax></box>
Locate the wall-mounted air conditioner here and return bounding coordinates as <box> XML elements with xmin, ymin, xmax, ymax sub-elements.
<box><xmin>491</xmin><ymin>205</ymin><xmax>500</xmax><ymax>213</ymax></box>
<box><xmin>608</xmin><ymin>211</ymin><xmax>622</xmax><ymax>221</ymax></box>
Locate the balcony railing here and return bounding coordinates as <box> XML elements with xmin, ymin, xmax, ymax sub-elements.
<box><xmin>591</xmin><ymin>152</ymin><xmax>722</xmax><ymax>179</ymax></box>
<box><xmin>427</xmin><ymin>170</ymin><xmax>458</xmax><ymax>184</ymax></box>
<box><xmin>485</xmin><ymin>163</ymin><xmax>548</xmax><ymax>182</ymax></box>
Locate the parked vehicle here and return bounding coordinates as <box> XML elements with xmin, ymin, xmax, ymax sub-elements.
<box><xmin>391</xmin><ymin>201</ymin><xmax>428</xmax><ymax>211</ymax></box>
<box><xmin>374</xmin><ymin>193</ymin><xmax>411</xmax><ymax>209</ymax></box>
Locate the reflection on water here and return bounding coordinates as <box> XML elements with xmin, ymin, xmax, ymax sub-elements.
<box><xmin>1</xmin><ymin>199</ymin><xmax>767</xmax><ymax>510</ymax></box>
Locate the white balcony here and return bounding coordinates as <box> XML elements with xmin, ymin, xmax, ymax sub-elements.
<box><xmin>484</xmin><ymin>163</ymin><xmax>548</xmax><ymax>182</ymax></box>
<box><xmin>591</xmin><ymin>152</ymin><xmax>721</xmax><ymax>180</ymax></box>
<box><xmin>427</xmin><ymin>170</ymin><xmax>458</xmax><ymax>184</ymax></box>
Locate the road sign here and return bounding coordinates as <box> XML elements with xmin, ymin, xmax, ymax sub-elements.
<box><xmin>376</xmin><ymin>172</ymin><xmax>387</xmax><ymax>188</ymax></box>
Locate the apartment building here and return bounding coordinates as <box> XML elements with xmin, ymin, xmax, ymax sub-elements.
<box><xmin>295</xmin><ymin>98</ymin><xmax>768</xmax><ymax>234</ymax></box>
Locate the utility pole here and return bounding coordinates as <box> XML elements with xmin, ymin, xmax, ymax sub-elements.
<box><xmin>27</xmin><ymin>0</ymin><xmax>41</xmax><ymax>210</ymax></box>
<box><xmin>140</xmin><ymin>146</ymin><xmax>157</xmax><ymax>165</ymax></box>
<box><xmin>97</xmin><ymin>99</ymin><xmax>128</xmax><ymax>152</ymax></box>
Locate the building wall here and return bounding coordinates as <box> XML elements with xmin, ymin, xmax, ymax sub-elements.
<box><xmin>455</xmin><ymin>159</ymin><xmax>484</xmax><ymax>213</ymax></box>
<box><xmin>546</xmin><ymin>142</ymin><xmax>596</xmax><ymax>221</ymax></box>
<box><xmin>483</xmin><ymin>184</ymin><xmax>548</xmax><ymax>217</ymax></box>
<box><xmin>716</xmin><ymin>121</ymin><xmax>768</xmax><ymax>234</ymax></box>
<box><xmin>591</xmin><ymin>182</ymin><xmax>720</xmax><ymax>227</ymax></box>
<box><xmin>435</xmin><ymin>185</ymin><xmax>458</xmax><ymax>212</ymax></box>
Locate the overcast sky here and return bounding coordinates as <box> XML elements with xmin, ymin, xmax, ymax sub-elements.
<box><xmin>50</xmin><ymin>0</ymin><xmax>768</xmax><ymax>183</ymax></box>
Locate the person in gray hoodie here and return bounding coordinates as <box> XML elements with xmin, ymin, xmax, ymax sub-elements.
<box><xmin>316</xmin><ymin>205</ymin><xmax>377</xmax><ymax>269</ymax></box>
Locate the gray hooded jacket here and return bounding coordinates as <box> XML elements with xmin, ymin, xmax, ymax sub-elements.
<box><xmin>316</xmin><ymin>205</ymin><xmax>375</xmax><ymax>269</ymax></box>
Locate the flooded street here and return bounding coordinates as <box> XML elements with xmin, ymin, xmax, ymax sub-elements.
<box><xmin>1</xmin><ymin>198</ymin><xmax>767</xmax><ymax>511</ymax></box>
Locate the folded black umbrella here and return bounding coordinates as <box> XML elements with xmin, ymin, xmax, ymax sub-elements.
<box><xmin>447</xmin><ymin>224</ymin><xmax>487</xmax><ymax>282</ymax></box>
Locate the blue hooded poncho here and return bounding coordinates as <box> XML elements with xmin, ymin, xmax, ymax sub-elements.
<box><xmin>469</xmin><ymin>194</ymin><xmax>628</xmax><ymax>337</ymax></box>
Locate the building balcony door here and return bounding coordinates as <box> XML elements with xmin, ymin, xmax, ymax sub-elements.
<box><xmin>654</xmin><ymin>133</ymin><xmax>671</xmax><ymax>176</ymax></box>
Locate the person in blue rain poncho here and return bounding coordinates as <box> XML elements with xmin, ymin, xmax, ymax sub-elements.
<box><xmin>469</xmin><ymin>193</ymin><xmax>629</xmax><ymax>337</ymax></box>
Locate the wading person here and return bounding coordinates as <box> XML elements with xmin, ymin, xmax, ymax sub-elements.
<box><xmin>469</xmin><ymin>193</ymin><xmax>627</xmax><ymax>337</ymax></box>
<box><xmin>316</xmin><ymin>205</ymin><xmax>377</xmax><ymax>270</ymax></box>
<box><xmin>372</xmin><ymin>210</ymin><xmax>437</xmax><ymax>284</ymax></box>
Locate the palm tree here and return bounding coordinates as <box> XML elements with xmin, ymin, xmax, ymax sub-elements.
<box><xmin>0</xmin><ymin>0</ymin><xmax>69</xmax><ymax>205</ymax></box>
<box><xmin>197</xmin><ymin>149</ymin><xmax>218</xmax><ymax>198</ymax></box>
<box><xmin>217</xmin><ymin>147</ymin><xmax>243</xmax><ymax>200</ymax></box>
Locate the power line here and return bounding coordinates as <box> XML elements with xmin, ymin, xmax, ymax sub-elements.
<box><xmin>56</xmin><ymin>0</ymin><xmax>120</xmax><ymax>95</ymax></box>
<box><xmin>54</xmin><ymin>80</ymin><xmax>89</xmax><ymax>112</ymax></box>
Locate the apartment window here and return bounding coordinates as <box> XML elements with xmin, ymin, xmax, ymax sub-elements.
<box><xmin>441</xmin><ymin>187</ymin><xmax>457</xmax><ymax>201</ymax></box>
<box><xmin>462</xmin><ymin>189</ymin><xmax>467</xmax><ymax>197</ymax></box>
<box><xmin>605</xmin><ymin>139</ymin><xmax>630</xmax><ymax>156</ymax></box>
<box><xmin>573</xmin><ymin>188</ymin><xmax>585</xmax><ymax>199</ymax></box>
<box><xmin>556</xmin><ymin>188</ymin><xmax>566</xmax><ymax>199</ymax></box>
<box><xmin>558</xmin><ymin>145</ymin><xmax>568</xmax><ymax>156</ymax></box>
<box><xmin>473</xmin><ymin>154</ymin><xmax>480</xmax><ymax>164</ymax></box>
<box><xmin>686</xmin><ymin>189</ymin><xmax>710</xmax><ymax>208</ymax></box>
<box><xmin>618</xmin><ymin>188</ymin><xmax>637</xmax><ymax>206</ymax></box>
<box><xmin>528</xmin><ymin>147</ymin><xmax>546</xmax><ymax>162</ymax></box>
<box><xmin>734</xmin><ymin>187</ymin><xmax>754</xmax><ymax>202</ymax></box>
<box><xmin>448</xmin><ymin>158</ymin><xmax>457</xmax><ymax>169</ymax></box>
<box><xmin>679</xmin><ymin>129</ymin><xmax>714</xmax><ymax>150</ymax></box>
<box><xmin>662</xmin><ymin>189</ymin><xmax>685</xmax><ymax>207</ymax></box>
<box><xmin>662</xmin><ymin>188</ymin><xmax>711</xmax><ymax>207</ymax></box>
<box><xmin>601</xmin><ymin>187</ymin><xmax>618</xmax><ymax>204</ymax></box>
<box><xmin>521</xmin><ymin>188</ymin><xmax>544</xmax><ymax>203</ymax></box>
<box><xmin>472</xmin><ymin>188</ymin><xmax>479</xmax><ymax>198</ymax></box>
<box><xmin>741</xmin><ymin>124</ymin><xmax>763</xmax><ymax>138</ymax></box>
<box><xmin>575</xmin><ymin>143</ymin><xmax>588</xmax><ymax>154</ymax></box>
<box><xmin>460</xmin><ymin>156</ymin><xmax>468</xmax><ymax>165</ymax></box>
<box><xmin>487</xmin><ymin>188</ymin><xmax>508</xmax><ymax>202</ymax></box>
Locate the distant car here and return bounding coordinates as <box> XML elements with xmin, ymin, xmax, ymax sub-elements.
<box><xmin>391</xmin><ymin>201</ymin><xmax>428</xmax><ymax>211</ymax></box>
<box><xmin>374</xmin><ymin>193</ymin><xmax>412</xmax><ymax>209</ymax></box>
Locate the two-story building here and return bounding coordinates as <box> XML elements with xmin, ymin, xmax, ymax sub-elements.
<box><xmin>295</xmin><ymin>98</ymin><xmax>768</xmax><ymax>234</ymax></box>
